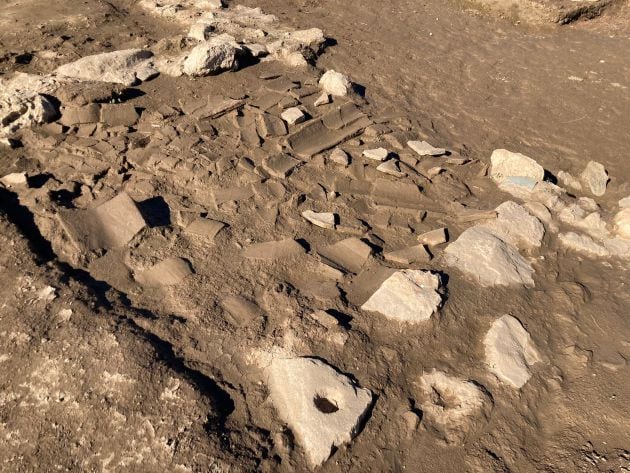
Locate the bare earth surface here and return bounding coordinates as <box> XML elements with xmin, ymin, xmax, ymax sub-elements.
<box><xmin>1</xmin><ymin>1</ymin><xmax>629</xmax><ymax>472</ymax></box>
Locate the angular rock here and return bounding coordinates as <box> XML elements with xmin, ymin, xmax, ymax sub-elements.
<box><xmin>443</xmin><ymin>227</ymin><xmax>534</xmax><ymax>287</ymax></box>
<box><xmin>580</xmin><ymin>160</ymin><xmax>608</xmax><ymax>197</ymax></box>
<box><xmin>314</xmin><ymin>92</ymin><xmax>331</xmax><ymax>107</ymax></box>
<box><xmin>317</xmin><ymin>237</ymin><xmax>372</xmax><ymax>274</ymax></box>
<box><xmin>319</xmin><ymin>70</ymin><xmax>351</xmax><ymax>97</ymax></box>
<box><xmin>557</xmin><ymin>170</ymin><xmax>582</xmax><ymax>191</ymax></box>
<box><xmin>302</xmin><ymin>210</ymin><xmax>336</xmax><ymax>229</ymax></box>
<box><xmin>362</xmin><ymin>148</ymin><xmax>389</xmax><ymax>161</ymax></box>
<box><xmin>0</xmin><ymin>172</ymin><xmax>27</xmax><ymax>187</ymax></box>
<box><xmin>0</xmin><ymin>88</ymin><xmax>57</xmax><ymax>137</ymax></box>
<box><xmin>480</xmin><ymin>201</ymin><xmax>545</xmax><ymax>249</ymax></box>
<box><xmin>185</xmin><ymin>217</ymin><xmax>226</xmax><ymax>240</ymax></box>
<box><xmin>484</xmin><ymin>315</ymin><xmax>541</xmax><ymax>389</ymax></box>
<box><xmin>417</xmin><ymin>227</ymin><xmax>448</xmax><ymax>246</ymax></box>
<box><xmin>262</xmin><ymin>154</ymin><xmax>299</xmax><ymax>178</ymax></box>
<box><xmin>371</xmin><ymin>179</ymin><xmax>424</xmax><ymax>210</ymax></box>
<box><xmin>243</xmin><ymin>239</ymin><xmax>304</xmax><ymax>259</ymax></box>
<box><xmin>281</xmin><ymin>107</ymin><xmax>306</xmax><ymax>126</ymax></box>
<box><xmin>55</xmin><ymin>49</ymin><xmax>157</xmax><ymax>86</ymax></box>
<box><xmin>361</xmin><ymin>269</ymin><xmax>442</xmax><ymax>323</ymax></box>
<box><xmin>59</xmin><ymin>103</ymin><xmax>101</xmax><ymax>126</ymax></box>
<box><xmin>490</xmin><ymin>149</ymin><xmax>544</xmax><ymax>184</ymax></box>
<box><xmin>558</xmin><ymin>232</ymin><xmax>610</xmax><ymax>257</ymax></box>
<box><xmin>376</xmin><ymin>160</ymin><xmax>405</xmax><ymax>178</ymax></box>
<box><xmin>182</xmin><ymin>34</ymin><xmax>242</xmax><ymax>76</ymax></box>
<box><xmin>384</xmin><ymin>244</ymin><xmax>431</xmax><ymax>265</ymax></box>
<box><xmin>256</xmin><ymin>112</ymin><xmax>287</xmax><ymax>138</ymax></box>
<box><xmin>188</xmin><ymin>22</ymin><xmax>214</xmax><ymax>41</ymax></box>
<box><xmin>418</xmin><ymin>370</ymin><xmax>492</xmax><ymax>444</ymax></box>
<box><xmin>329</xmin><ymin>147</ymin><xmax>350</xmax><ymax>166</ymax></box>
<box><xmin>614</xmin><ymin>209</ymin><xmax>630</xmax><ymax>240</ymax></box>
<box><xmin>408</xmin><ymin>140</ymin><xmax>446</xmax><ymax>157</ymax></box>
<box><xmin>100</xmin><ymin>103</ymin><xmax>139</xmax><ymax>127</ymax></box>
<box><xmin>267</xmin><ymin>357</ymin><xmax>372</xmax><ymax>468</ymax></box>
<box><xmin>135</xmin><ymin>257</ymin><xmax>193</xmax><ymax>287</ymax></box>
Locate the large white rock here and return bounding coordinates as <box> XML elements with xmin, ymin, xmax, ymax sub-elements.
<box><xmin>418</xmin><ymin>370</ymin><xmax>491</xmax><ymax>445</ymax></box>
<box><xmin>614</xmin><ymin>208</ymin><xmax>630</xmax><ymax>240</ymax></box>
<box><xmin>580</xmin><ymin>160</ymin><xmax>608</xmax><ymax>197</ymax></box>
<box><xmin>0</xmin><ymin>89</ymin><xmax>57</xmax><ymax>137</ymax></box>
<box><xmin>443</xmin><ymin>227</ymin><xmax>534</xmax><ymax>287</ymax></box>
<box><xmin>484</xmin><ymin>315</ymin><xmax>541</xmax><ymax>389</ymax></box>
<box><xmin>267</xmin><ymin>357</ymin><xmax>372</xmax><ymax>468</ymax></box>
<box><xmin>480</xmin><ymin>201</ymin><xmax>545</xmax><ymax>249</ymax></box>
<box><xmin>183</xmin><ymin>34</ymin><xmax>242</xmax><ymax>76</ymax></box>
<box><xmin>558</xmin><ymin>232</ymin><xmax>610</xmax><ymax>258</ymax></box>
<box><xmin>55</xmin><ymin>49</ymin><xmax>157</xmax><ymax>86</ymax></box>
<box><xmin>319</xmin><ymin>70</ymin><xmax>351</xmax><ymax>97</ymax></box>
<box><xmin>361</xmin><ymin>269</ymin><xmax>443</xmax><ymax>323</ymax></box>
<box><xmin>490</xmin><ymin>149</ymin><xmax>545</xmax><ymax>184</ymax></box>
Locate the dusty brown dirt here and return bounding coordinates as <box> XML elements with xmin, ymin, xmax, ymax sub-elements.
<box><xmin>1</xmin><ymin>0</ymin><xmax>630</xmax><ymax>472</ymax></box>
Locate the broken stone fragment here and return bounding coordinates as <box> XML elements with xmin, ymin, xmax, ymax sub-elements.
<box><xmin>0</xmin><ymin>172</ymin><xmax>27</xmax><ymax>187</ymax></box>
<box><xmin>135</xmin><ymin>257</ymin><xmax>194</xmax><ymax>287</ymax></box>
<box><xmin>221</xmin><ymin>295</ymin><xmax>263</xmax><ymax>326</ymax></box>
<box><xmin>59</xmin><ymin>103</ymin><xmax>101</xmax><ymax>126</ymax></box>
<box><xmin>262</xmin><ymin>154</ymin><xmax>299</xmax><ymax>178</ymax></box>
<box><xmin>314</xmin><ymin>92</ymin><xmax>331</xmax><ymax>107</ymax></box>
<box><xmin>309</xmin><ymin>309</ymin><xmax>341</xmax><ymax>328</ymax></box>
<box><xmin>188</xmin><ymin>22</ymin><xmax>214</xmax><ymax>41</ymax></box>
<box><xmin>480</xmin><ymin>201</ymin><xmax>545</xmax><ymax>249</ymax></box>
<box><xmin>362</xmin><ymin>148</ymin><xmax>389</xmax><ymax>161</ymax></box>
<box><xmin>417</xmin><ymin>228</ymin><xmax>448</xmax><ymax>246</ymax></box>
<box><xmin>489</xmin><ymin>149</ymin><xmax>545</xmax><ymax>184</ymax></box>
<box><xmin>256</xmin><ymin>112</ymin><xmax>287</xmax><ymax>137</ymax></box>
<box><xmin>267</xmin><ymin>357</ymin><xmax>373</xmax><ymax>468</ymax></box>
<box><xmin>281</xmin><ymin>107</ymin><xmax>306</xmax><ymax>126</ymax></box>
<box><xmin>384</xmin><ymin>244</ymin><xmax>431</xmax><ymax>265</ymax></box>
<box><xmin>558</xmin><ymin>232</ymin><xmax>610</xmax><ymax>258</ymax></box>
<box><xmin>408</xmin><ymin>140</ymin><xmax>447</xmax><ymax>157</ymax></box>
<box><xmin>557</xmin><ymin>170</ymin><xmax>582</xmax><ymax>192</ymax></box>
<box><xmin>418</xmin><ymin>370</ymin><xmax>492</xmax><ymax>444</ymax></box>
<box><xmin>329</xmin><ymin>147</ymin><xmax>350</xmax><ymax>166</ymax></box>
<box><xmin>0</xmin><ymin>88</ymin><xmax>57</xmax><ymax>137</ymax></box>
<box><xmin>614</xmin><ymin>209</ymin><xmax>630</xmax><ymax>240</ymax></box>
<box><xmin>243</xmin><ymin>239</ymin><xmax>304</xmax><ymax>259</ymax></box>
<box><xmin>580</xmin><ymin>160</ymin><xmax>608</xmax><ymax>197</ymax></box>
<box><xmin>318</xmin><ymin>70</ymin><xmax>351</xmax><ymax>96</ymax></box>
<box><xmin>376</xmin><ymin>159</ymin><xmax>405</xmax><ymax>178</ymax></box>
<box><xmin>182</xmin><ymin>34</ymin><xmax>242</xmax><ymax>76</ymax></box>
<box><xmin>443</xmin><ymin>227</ymin><xmax>534</xmax><ymax>287</ymax></box>
<box><xmin>484</xmin><ymin>315</ymin><xmax>541</xmax><ymax>389</ymax></box>
<box><xmin>317</xmin><ymin>237</ymin><xmax>372</xmax><ymax>274</ymax></box>
<box><xmin>302</xmin><ymin>210</ymin><xmax>336</xmax><ymax>229</ymax></box>
<box><xmin>361</xmin><ymin>269</ymin><xmax>443</xmax><ymax>323</ymax></box>
<box><xmin>185</xmin><ymin>217</ymin><xmax>226</xmax><ymax>240</ymax></box>
<box><xmin>55</xmin><ymin>49</ymin><xmax>157</xmax><ymax>86</ymax></box>
<box><xmin>58</xmin><ymin>192</ymin><xmax>147</xmax><ymax>254</ymax></box>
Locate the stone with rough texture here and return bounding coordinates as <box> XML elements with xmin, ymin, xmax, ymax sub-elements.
<box><xmin>243</xmin><ymin>239</ymin><xmax>304</xmax><ymax>259</ymax></box>
<box><xmin>480</xmin><ymin>201</ymin><xmax>544</xmax><ymax>249</ymax></box>
<box><xmin>56</xmin><ymin>49</ymin><xmax>157</xmax><ymax>86</ymax></box>
<box><xmin>484</xmin><ymin>315</ymin><xmax>541</xmax><ymax>389</ymax></box>
<box><xmin>614</xmin><ymin>209</ymin><xmax>630</xmax><ymax>240</ymax></box>
<box><xmin>408</xmin><ymin>140</ymin><xmax>446</xmax><ymax>157</ymax></box>
<box><xmin>418</xmin><ymin>370</ymin><xmax>491</xmax><ymax>444</ymax></box>
<box><xmin>135</xmin><ymin>257</ymin><xmax>193</xmax><ymax>287</ymax></box>
<box><xmin>0</xmin><ymin>88</ymin><xmax>57</xmax><ymax>137</ymax></box>
<box><xmin>0</xmin><ymin>172</ymin><xmax>27</xmax><ymax>187</ymax></box>
<box><xmin>361</xmin><ymin>269</ymin><xmax>442</xmax><ymax>323</ymax></box>
<box><xmin>362</xmin><ymin>148</ymin><xmax>389</xmax><ymax>161</ymax></box>
<box><xmin>580</xmin><ymin>161</ymin><xmax>608</xmax><ymax>197</ymax></box>
<box><xmin>302</xmin><ymin>210</ymin><xmax>336</xmax><ymax>229</ymax></box>
<box><xmin>267</xmin><ymin>357</ymin><xmax>372</xmax><ymax>468</ymax></box>
<box><xmin>329</xmin><ymin>148</ymin><xmax>350</xmax><ymax>166</ymax></box>
<box><xmin>183</xmin><ymin>34</ymin><xmax>242</xmax><ymax>76</ymax></box>
<box><xmin>319</xmin><ymin>70</ymin><xmax>351</xmax><ymax>96</ymax></box>
<box><xmin>490</xmin><ymin>149</ymin><xmax>545</xmax><ymax>184</ymax></box>
<box><xmin>281</xmin><ymin>107</ymin><xmax>306</xmax><ymax>125</ymax></box>
<box><xmin>317</xmin><ymin>237</ymin><xmax>372</xmax><ymax>274</ymax></box>
<box><xmin>443</xmin><ymin>227</ymin><xmax>534</xmax><ymax>287</ymax></box>
<box><xmin>384</xmin><ymin>244</ymin><xmax>431</xmax><ymax>264</ymax></box>
<box><xmin>559</xmin><ymin>232</ymin><xmax>610</xmax><ymax>257</ymax></box>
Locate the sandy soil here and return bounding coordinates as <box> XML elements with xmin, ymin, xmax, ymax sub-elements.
<box><xmin>0</xmin><ymin>0</ymin><xmax>629</xmax><ymax>472</ymax></box>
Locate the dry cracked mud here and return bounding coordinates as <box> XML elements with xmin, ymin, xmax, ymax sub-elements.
<box><xmin>1</xmin><ymin>0</ymin><xmax>630</xmax><ymax>472</ymax></box>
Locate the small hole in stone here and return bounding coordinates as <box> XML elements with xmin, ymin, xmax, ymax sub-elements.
<box><xmin>314</xmin><ymin>395</ymin><xmax>339</xmax><ymax>414</ymax></box>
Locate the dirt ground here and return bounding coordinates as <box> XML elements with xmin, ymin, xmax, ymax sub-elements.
<box><xmin>1</xmin><ymin>0</ymin><xmax>629</xmax><ymax>472</ymax></box>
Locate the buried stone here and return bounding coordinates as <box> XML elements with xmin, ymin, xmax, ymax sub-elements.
<box><xmin>267</xmin><ymin>357</ymin><xmax>373</xmax><ymax>468</ymax></box>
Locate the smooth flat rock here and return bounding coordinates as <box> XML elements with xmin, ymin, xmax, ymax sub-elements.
<box><xmin>408</xmin><ymin>140</ymin><xmax>447</xmax><ymax>157</ymax></box>
<box><xmin>376</xmin><ymin>160</ymin><xmax>405</xmax><ymax>177</ymax></box>
<box><xmin>490</xmin><ymin>149</ymin><xmax>544</xmax><ymax>184</ymax></box>
<box><xmin>135</xmin><ymin>257</ymin><xmax>193</xmax><ymax>287</ymax></box>
<box><xmin>361</xmin><ymin>269</ymin><xmax>443</xmax><ymax>323</ymax></box>
<box><xmin>484</xmin><ymin>315</ymin><xmax>541</xmax><ymax>389</ymax></box>
<box><xmin>480</xmin><ymin>201</ymin><xmax>545</xmax><ymax>249</ymax></box>
<box><xmin>418</xmin><ymin>370</ymin><xmax>491</xmax><ymax>444</ymax></box>
<box><xmin>243</xmin><ymin>239</ymin><xmax>304</xmax><ymax>259</ymax></box>
<box><xmin>267</xmin><ymin>357</ymin><xmax>372</xmax><ymax>468</ymax></box>
<box><xmin>317</xmin><ymin>237</ymin><xmax>372</xmax><ymax>274</ymax></box>
<box><xmin>580</xmin><ymin>160</ymin><xmax>608</xmax><ymax>197</ymax></box>
<box><xmin>443</xmin><ymin>227</ymin><xmax>534</xmax><ymax>287</ymax></box>
<box><xmin>384</xmin><ymin>244</ymin><xmax>431</xmax><ymax>265</ymax></box>
<box><xmin>302</xmin><ymin>210</ymin><xmax>336</xmax><ymax>229</ymax></box>
<box><xmin>185</xmin><ymin>217</ymin><xmax>226</xmax><ymax>240</ymax></box>
<box><xmin>362</xmin><ymin>148</ymin><xmax>389</xmax><ymax>161</ymax></box>
<box><xmin>318</xmin><ymin>70</ymin><xmax>351</xmax><ymax>96</ymax></box>
<box><xmin>262</xmin><ymin>154</ymin><xmax>299</xmax><ymax>178</ymax></box>
<box><xmin>0</xmin><ymin>172</ymin><xmax>27</xmax><ymax>187</ymax></box>
<box><xmin>56</xmin><ymin>49</ymin><xmax>157</xmax><ymax>86</ymax></box>
<box><xmin>281</xmin><ymin>107</ymin><xmax>306</xmax><ymax>125</ymax></box>
<box><xmin>417</xmin><ymin>227</ymin><xmax>448</xmax><ymax>246</ymax></box>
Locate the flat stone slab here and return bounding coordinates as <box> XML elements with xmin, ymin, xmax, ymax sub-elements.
<box><xmin>317</xmin><ymin>237</ymin><xmax>372</xmax><ymax>274</ymax></box>
<box><xmin>361</xmin><ymin>269</ymin><xmax>443</xmax><ymax>323</ymax></box>
<box><xmin>135</xmin><ymin>257</ymin><xmax>193</xmax><ymax>287</ymax></box>
<box><xmin>302</xmin><ymin>210</ymin><xmax>336</xmax><ymax>229</ymax></box>
<box><xmin>243</xmin><ymin>239</ymin><xmax>304</xmax><ymax>260</ymax></box>
<box><xmin>480</xmin><ymin>201</ymin><xmax>545</xmax><ymax>249</ymax></box>
<box><xmin>408</xmin><ymin>140</ymin><xmax>447</xmax><ymax>157</ymax></box>
<box><xmin>484</xmin><ymin>315</ymin><xmax>541</xmax><ymax>389</ymax></box>
<box><xmin>267</xmin><ymin>357</ymin><xmax>372</xmax><ymax>468</ymax></box>
<box><xmin>443</xmin><ymin>227</ymin><xmax>535</xmax><ymax>287</ymax></box>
